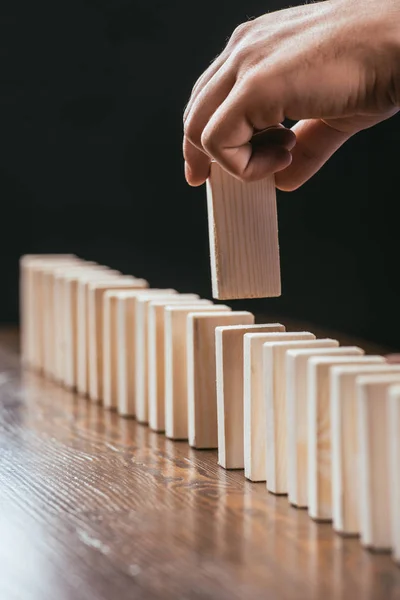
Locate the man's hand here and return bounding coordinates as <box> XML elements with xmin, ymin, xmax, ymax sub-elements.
<box><xmin>183</xmin><ymin>0</ymin><xmax>400</xmax><ymax>190</ymax></box>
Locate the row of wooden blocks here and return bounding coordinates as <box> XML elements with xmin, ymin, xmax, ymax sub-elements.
<box><xmin>20</xmin><ymin>254</ymin><xmax>400</xmax><ymax>564</ymax></box>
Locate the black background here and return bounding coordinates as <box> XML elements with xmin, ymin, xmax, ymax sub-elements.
<box><xmin>1</xmin><ymin>0</ymin><xmax>399</xmax><ymax>348</ymax></box>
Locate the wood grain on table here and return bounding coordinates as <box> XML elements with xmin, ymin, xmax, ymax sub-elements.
<box><xmin>0</xmin><ymin>328</ymin><xmax>399</xmax><ymax>600</ymax></box>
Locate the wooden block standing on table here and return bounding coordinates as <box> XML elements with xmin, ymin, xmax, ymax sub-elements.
<box><xmin>19</xmin><ymin>254</ymin><xmax>76</xmax><ymax>369</ymax></box>
<box><xmin>147</xmin><ymin>295</ymin><xmax>202</xmax><ymax>431</ymax></box>
<box><xmin>164</xmin><ymin>304</ymin><xmax>231</xmax><ymax>440</ymax></box>
<box><xmin>262</xmin><ymin>334</ymin><xmax>317</xmax><ymax>494</ymax></box>
<box><xmin>134</xmin><ymin>291</ymin><xmax>181</xmax><ymax>423</ymax></box>
<box><xmin>330</xmin><ymin>362</ymin><xmax>400</xmax><ymax>536</ymax></box>
<box><xmin>103</xmin><ymin>291</ymin><xmax>121</xmax><ymax>410</ymax></box>
<box><xmin>286</xmin><ymin>341</ymin><xmax>341</xmax><ymax>508</ymax></box>
<box><xmin>88</xmin><ymin>278</ymin><xmax>149</xmax><ymax>403</ymax></box>
<box><xmin>187</xmin><ymin>311</ymin><xmax>257</xmax><ymax>449</ymax></box>
<box><xmin>28</xmin><ymin>256</ymin><xmax>80</xmax><ymax>372</ymax></box>
<box><xmin>245</xmin><ymin>334</ymin><xmax>330</xmax><ymax>485</ymax></box>
<box><xmin>357</xmin><ymin>373</ymin><xmax>400</xmax><ymax>551</ymax></box>
<box><xmin>64</xmin><ymin>266</ymin><xmax>116</xmax><ymax>390</ymax></box>
<box><xmin>52</xmin><ymin>263</ymin><xmax>100</xmax><ymax>384</ymax></box>
<box><xmin>216</xmin><ymin>321</ymin><xmax>292</xmax><ymax>469</ymax></box>
<box><xmin>113</xmin><ymin>289</ymin><xmax>179</xmax><ymax>418</ymax></box>
<box><xmin>76</xmin><ymin>271</ymin><xmax>122</xmax><ymax>396</ymax></box>
<box><xmin>116</xmin><ymin>290</ymin><xmax>191</xmax><ymax>418</ymax></box>
<box><xmin>306</xmin><ymin>352</ymin><xmax>389</xmax><ymax>522</ymax></box>
<box><xmin>388</xmin><ymin>384</ymin><xmax>400</xmax><ymax>565</ymax></box>
<box><xmin>206</xmin><ymin>162</ymin><xmax>281</xmax><ymax>300</ymax></box>
<box><xmin>245</xmin><ymin>330</ymin><xmax>313</xmax><ymax>483</ymax></box>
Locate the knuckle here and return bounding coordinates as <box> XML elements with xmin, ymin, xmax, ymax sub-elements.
<box><xmin>230</xmin><ymin>21</ymin><xmax>251</xmax><ymax>44</ymax></box>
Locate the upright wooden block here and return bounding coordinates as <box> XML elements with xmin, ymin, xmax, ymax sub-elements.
<box><xmin>164</xmin><ymin>304</ymin><xmax>231</xmax><ymax>440</ymax></box>
<box><xmin>357</xmin><ymin>374</ymin><xmax>400</xmax><ymax>551</ymax></box>
<box><xmin>216</xmin><ymin>321</ymin><xmax>295</xmax><ymax>469</ymax></box>
<box><xmin>134</xmin><ymin>291</ymin><xmax>180</xmax><ymax>423</ymax></box>
<box><xmin>206</xmin><ymin>162</ymin><xmax>281</xmax><ymax>300</ymax></box>
<box><xmin>262</xmin><ymin>334</ymin><xmax>317</xmax><ymax>493</ymax></box>
<box><xmin>307</xmin><ymin>352</ymin><xmax>385</xmax><ymax>522</ymax></box>
<box><xmin>330</xmin><ymin>362</ymin><xmax>399</xmax><ymax>536</ymax></box>
<box><xmin>388</xmin><ymin>384</ymin><xmax>400</xmax><ymax>565</ymax></box>
<box><xmin>64</xmin><ymin>266</ymin><xmax>116</xmax><ymax>390</ymax></box>
<box><xmin>246</xmin><ymin>330</ymin><xmax>308</xmax><ymax>482</ymax></box>
<box><xmin>187</xmin><ymin>311</ymin><xmax>255</xmax><ymax>449</ymax></box>
<box><xmin>147</xmin><ymin>295</ymin><xmax>201</xmax><ymax>431</ymax></box>
<box><xmin>76</xmin><ymin>272</ymin><xmax>122</xmax><ymax>396</ymax></box>
<box><xmin>103</xmin><ymin>291</ymin><xmax>120</xmax><ymax>410</ymax></box>
<box><xmin>20</xmin><ymin>255</ymin><xmax>76</xmax><ymax>369</ymax></box>
<box><xmin>88</xmin><ymin>278</ymin><xmax>149</xmax><ymax>402</ymax></box>
<box><xmin>286</xmin><ymin>344</ymin><xmax>362</xmax><ymax>508</ymax></box>
<box><xmin>116</xmin><ymin>290</ymin><xmax>190</xmax><ymax>418</ymax></box>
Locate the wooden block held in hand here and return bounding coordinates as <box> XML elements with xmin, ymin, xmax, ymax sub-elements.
<box><xmin>388</xmin><ymin>384</ymin><xmax>400</xmax><ymax>565</ymax></box>
<box><xmin>216</xmin><ymin>322</ymin><xmax>291</xmax><ymax>469</ymax></box>
<box><xmin>164</xmin><ymin>303</ymin><xmax>230</xmax><ymax>440</ymax></box>
<box><xmin>357</xmin><ymin>373</ymin><xmax>400</xmax><ymax>551</ymax></box>
<box><xmin>147</xmin><ymin>295</ymin><xmax>201</xmax><ymax>431</ymax></box>
<box><xmin>330</xmin><ymin>362</ymin><xmax>399</xmax><ymax>536</ymax></box>
<box><xmin>306</xmin><ymin>352</ymin><xmax>386</xmax><ymax>522</ymax></box>
<box><xmin>206</xmin><ymin>162</ymin><xmax>281</xmax><ymax>300</ymax></box>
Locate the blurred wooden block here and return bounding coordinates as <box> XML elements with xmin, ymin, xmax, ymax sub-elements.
<box><xmin>103</xmin><ymin>291</ymin><xmax>120</xmax><ymax>410</ymax></box>
<box><xmin>307</xmin><ymin>352</ymin><xmax>384</xmax><ymax>522</ymax></box>
<box><xmin>286</xmin><ymin>343</ymin><xmax>352</xmax><ymax>508</ymax></box>
<box><xmin>244</xmin><ymin>330</ymin><xmax>302</xmax><ymax>482</ymax></box>
<box><xmin>134</xmin><ymin>291</ymin><xmax>179</xmax><ymax>423</ymax></box>
<box><xmin>206</xmin><ymin>162</ymin><xmax>281</xmax><ymax>300</ymax></box>
<box><xmin>64</xmin><ymin>266</ymin><xmax>114</xmax><ymax>390</ymax></box>
<box><xmin>357</xmin><ymin>374</ymin><xmax>400</xmax><ymax>551</ymax></box>
<box><xmin>76</xmin><ymin>271</ymin><xmax>121</xmax><ymax>396</ymax></box>
<box><xmin>187</xmin><ymin>311</ymin><xmax>255</xmax><ymax>449</ymax></box>
<box><xmin>388</xmin><ymin>384</ymin><xmax>400</xmax><ymax>565</ymax></box>
<box><xmin>216</xmin><ymin>321</ymin><xmax>293</xmax><ymax>469</ymax></box>
<box><xmin>262</xmin><ymin>334</ymin><xmax>317</xmax><ymax>493</ymax></box>
<box><xmin>147</xmin><ymin>295</ymin><xmax>201</xmax><ymax>431</ymax></box>
<box><xmin>19</xmin><ymin>254</ymin><xmax>76</xmax><ymax>369</ymax></box>
<box><xmin>331</xmin><ymin>362</ymin><xmax>399</xmax><ymax>536</ymax></box>
<box><xmin>116</xmin><ymin>290</ymin><xmax>193</xmax><ymax>418</ymax></box>
<box><xmin>87</xmin><ymin>278</ymin><xmax>148</xmax><ymax>403</ymax></box>
<box><xmin>385</xmin><ymin>354</ymin><xmax>400</xmax><ymax>364</ymax></box>
<box><xmin>164</xmin><ymin>303</ymin><xmax>230</xmax><ymax>440</ymax></box>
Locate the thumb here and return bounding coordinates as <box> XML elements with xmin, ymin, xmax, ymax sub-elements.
<box><xmin>275</xmin><ymin>119</ymin><xmax>352</xmax><ymax>191</ymax></box>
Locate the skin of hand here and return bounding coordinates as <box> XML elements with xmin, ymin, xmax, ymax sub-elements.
<box><xmin>183</xmin><ymin>0</ymin><xmax>400</xmax><ymax>190</ymax></box>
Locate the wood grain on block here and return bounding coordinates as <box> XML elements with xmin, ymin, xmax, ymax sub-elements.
<box><xmin>76</xmin><ymin>271</ymin><xmax>122</xmax><ymax>396</ymax></box>
<box><xmin>307</xmin><ymin>352</ymin><xmax>381</xmax><ymax>522</ymax></box>
<box><xmin>357</xmin><ymin>374</ymin><xmax>400</xmax><ymax>551</ymax></box>
<box><xmin>147</xmin><ymin>295</ymin><xmax>201</xmax><ymax>431</ymax></box>
<box><xmin>103</xmin><ymin>291</ymin><xmax>120</xmax><ymax>410</ymax></box>
<box><xmin>206</xmin><ymin>162</ymin><xmax>281</xmax><ymax>300</ymax></box>
<box><xmin>245</xmin><ymin>330</ymin><xmax>303</xmax><ymax>482</ymax></box>
<box><xmin>116</xmin><ymin>290</ymin><xmax>185</xmax><ymax>418</ymax></box>
<box><xmin>388</xmin><ymin>384</ymin><xmax>400</xmax><ymax>565</ymax></box>
<box><xmin>20</xmin><ymin>255</ymin><xmax>76</xmax><ymax>369</ymax></box>
<box><xmin>30</xmin><ymin>257</ymin><xmax>79</xmax><ymax>372</ymax></box>
<box><xmin>286</xmin><ymin>343</ymin><xmax>358</xmax><ymax>508</ymax></box>
<box><xmin>187</xmin><ymin>311</ymin><xmax>245</xmax><ymax>449</ymax></box>
<box><xmin>165</xmin><ymin>303</ymin><xmax>231</xmax><ymax>440</ymax></box>
<box><xmin>216</xmin><ymin>321</ymin><xmax>297</xmax><ymax>469</ymax></box>
<box><xmin>330</xmin><ymin>362</ymin><xmax>399</xmax><ymax>536</ymax></box>
<box><xmin>53</xmin><ymin>263</ymin><xmax>98</xmax><ymax>384</ymax></box>
<box><xmin>87</xmin><ymin>278</ymin><xmax>148</xmax><ymax>403</ymax></box>
<box><xmin>245</xmin><ymin>334</ymin><xmax>328</xmax><ymax>485</ymax></box>
<box><xmin>64</xmin><ymin>266</ymin><xmax>113</xmax><ymax>390</ymax></box>
<box><xmin>262</xmin><ymin>334</ymin><xmax>317</xmax><ymax>494</ymax></box>
<box><xmin>134</xmin><ymin>291</ymin><xmax>179</xmax><ymax>423</ymax></box>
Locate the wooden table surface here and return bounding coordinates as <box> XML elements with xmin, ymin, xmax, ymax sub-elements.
<box><xmin>1</xmin><ymin>326</ymin><xmax>400</xmax><ymax>600</ymax></box>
